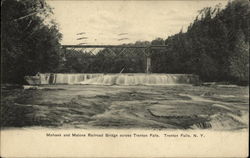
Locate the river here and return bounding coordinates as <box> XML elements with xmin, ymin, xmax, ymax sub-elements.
<box><xmin>1</xmin><ymin>84</ymin><xmax>249</xmax><ymax>130</ymax></box>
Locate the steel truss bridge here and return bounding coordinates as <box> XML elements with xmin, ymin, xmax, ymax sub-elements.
<box><xmin>62</xmin><ymin>45</ymin><xmax>168</xmax><ymax>73</ymax></box>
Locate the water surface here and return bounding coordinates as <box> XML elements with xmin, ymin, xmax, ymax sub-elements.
<box><xmin>1</xmin><ymin>84</ymin><xmax>249</xmax><ymax>130</ymax></box>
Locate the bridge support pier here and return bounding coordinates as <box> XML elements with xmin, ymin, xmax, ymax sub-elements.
<box><xmin>146</xmin><ymin>56</ymin><xmax>151</xmax><ymax>73</ymax></box>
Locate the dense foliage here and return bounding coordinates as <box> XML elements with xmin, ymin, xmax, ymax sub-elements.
<box><xmin>151</xmin><ymin>0</ymin><xmax>249</xmax><ymax>83</ymax></box>
<box><xmin>1</xmin><ymin>0</ymin><xmax>62</xmax><ymax>83</ymax></box>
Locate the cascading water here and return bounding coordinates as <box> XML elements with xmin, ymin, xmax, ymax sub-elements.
<box><xmin>38</xmin><ymin>73</ymin><xmax>104</xmax><ymax>84</ymax></box>
<box><xmin>79</xmin><ymin>74</ymin><xmax>199</xmax><ymax>85</ymax></box>
<box><xmin>25</xmin><ymin>73</ymin><xmax>199</xmax><ymax>85</ymax></box>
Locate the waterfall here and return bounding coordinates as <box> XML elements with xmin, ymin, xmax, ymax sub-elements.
<box><xmin>25</xmin><ymin>73</ymin><xmax>199</xmax><ymax>85</ymax></box>
<box><xmin>38</xmin><ymin>73</ymin><xmax>104</xmax><ymax>84</ymax></box>
<box><xmin>79</xmin><ymin>74</ymin><xmax>199</xmax><ymax>85</ymax></box>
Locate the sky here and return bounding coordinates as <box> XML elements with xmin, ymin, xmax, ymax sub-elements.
<box><xmin>47</xmin><ymin>0</ymin><xmax>227</xmax><ymax>45</ymax></box>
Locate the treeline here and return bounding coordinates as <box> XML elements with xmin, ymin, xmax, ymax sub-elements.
<box><xmin>151</xmin><ymin>0</ymin><xmax>249</xmax><ymax>83</ymax></box>
<box><xmin>1</xmin><ymin>0</ymin><xmax>249</xmax><ymax>84</ymax></box>
<box><xmin>1</xmin><ymin>0</ymin><xmax>63</xmax><ymax>83</ymax></box>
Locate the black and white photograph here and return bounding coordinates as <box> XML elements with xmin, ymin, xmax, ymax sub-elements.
<box><xmin>1</xmin><ymin>0</ymin><xmax>249</xmax><ymax>157</ymax></box>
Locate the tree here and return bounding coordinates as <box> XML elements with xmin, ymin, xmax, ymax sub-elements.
<box><xmin>158</xmin><ymin>0</ymin><xmax>249</xmax><ymax>84</ymax></box>
<box><xmin>1</xmin><ymin>0</ymin><xmax>62</xmax><ymax>83</ymax></box>
<box><xmin>229</xmin><ymin>29</ymin><xmax>249</xmax><ymax>82</ymax></box>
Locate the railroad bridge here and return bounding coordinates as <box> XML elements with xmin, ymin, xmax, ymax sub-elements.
<box><xmin>62</xmin><ymin>45</ymin><xmax>168</xmax><ymax>73</ymax></box>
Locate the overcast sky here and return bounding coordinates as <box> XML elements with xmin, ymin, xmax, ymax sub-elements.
<box><xmin>47</xmin><ymin>0</ymin><xmax>227</xmax><ymax>45</ymax></box>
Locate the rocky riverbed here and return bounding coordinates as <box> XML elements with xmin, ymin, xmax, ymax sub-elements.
<box><xmin>1</xmin><ymin>84</ymin><xmax>248</xmax><ymax>130</ymax></box>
